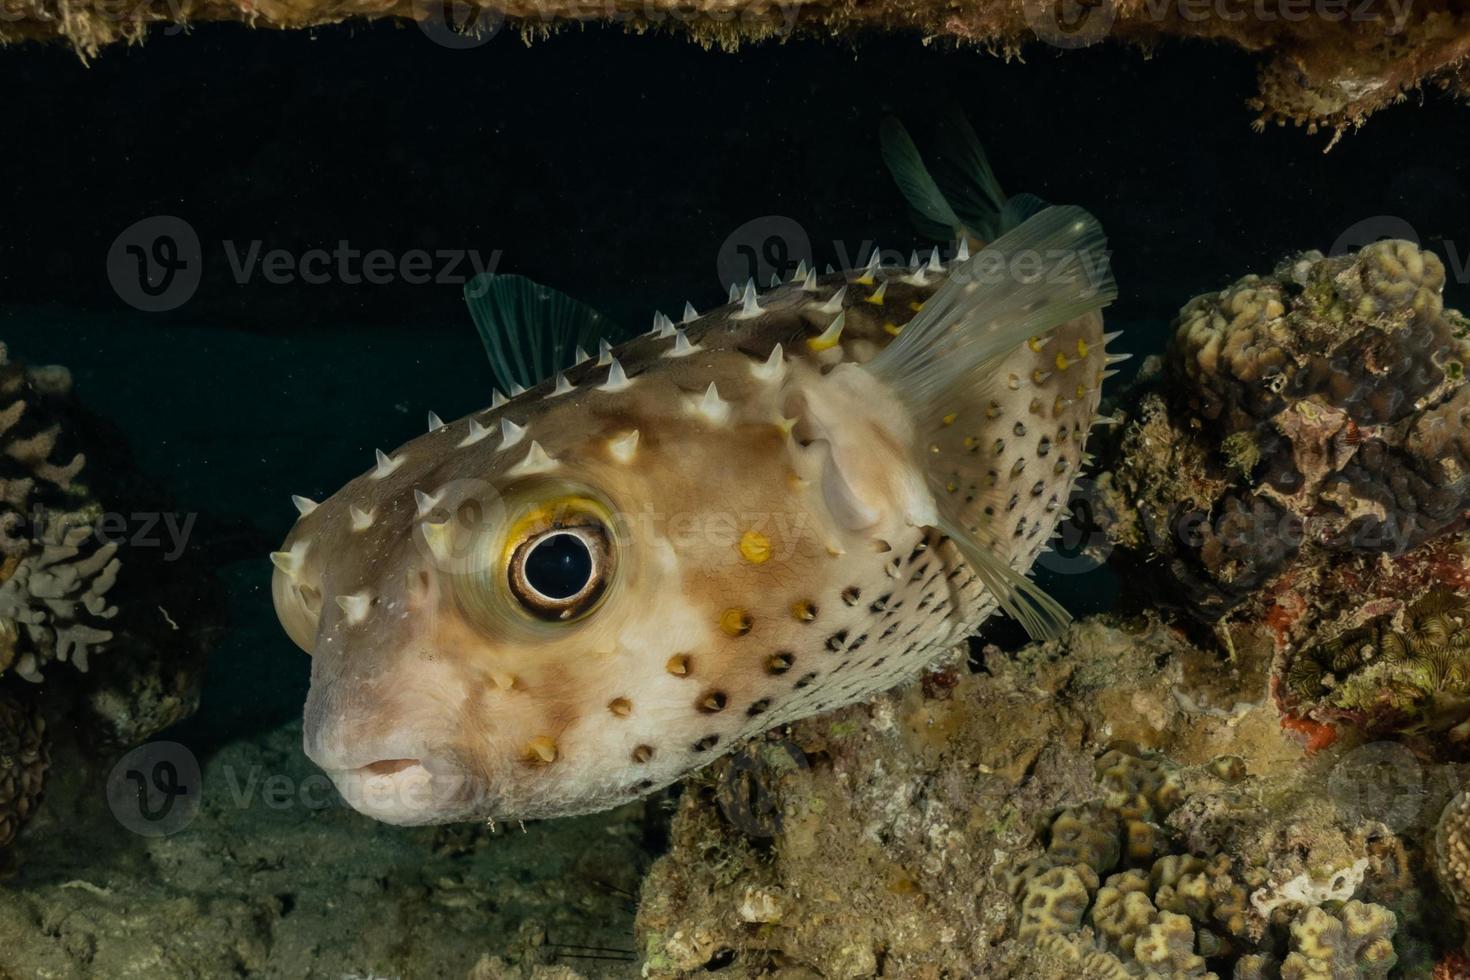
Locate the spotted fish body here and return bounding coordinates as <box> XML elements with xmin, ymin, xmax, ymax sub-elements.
<box><xmin>272</xmin><ymin>203</ymin><xmax>1117</xmax><ymax>825</ymax></box>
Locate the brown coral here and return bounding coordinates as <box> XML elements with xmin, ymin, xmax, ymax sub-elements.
<box><xmin>0</xmin><ymin>687</ymin><xmax>46</xmax><ymax>852</ymax></box>
<box><xmin>1280</xmin><ymin>901</ymin><xmax>1398</xmax><ymax>979</ymax></box>
<box><xmin>1094</xmin><ymin>240</ymin><xmax>1470</xmax><ymax>632</ymax></box>
<box><xmin>1436</xmin><ymin>791</ymin><xmax>1470</xmax><ymax>938</ymax></box>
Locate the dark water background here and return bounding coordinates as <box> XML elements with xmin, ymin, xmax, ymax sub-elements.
<box><xmin>1</xmin><ymin>25</ymin><xmax>1469</xmax><ymax>751</ymax></box>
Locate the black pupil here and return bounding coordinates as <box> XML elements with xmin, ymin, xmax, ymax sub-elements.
<box><xmin>524</xmin><ymin>532</ymin><xmax>593</xmax><ymax>600</ymax></box>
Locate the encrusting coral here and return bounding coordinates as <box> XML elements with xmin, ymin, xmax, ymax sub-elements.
<box><xmin>1435</xmin><ymin>791</ymin><xmax>1470</xmax><ymax>945</ymax></box>
<box><xmin>635</xmin><ymin>616</ymin><xmax>1428</xmax><ymax>978</ymax></box>
<box><xmin>0</xmin><ymin>687</ymin><xmax>45</xmax><ymax>856</ymax></box>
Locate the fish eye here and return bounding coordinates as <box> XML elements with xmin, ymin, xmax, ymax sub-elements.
<box><xmin>508</xmin><ymin>523</ymin><xmax>610</xmax><ymax>620</ymax></box>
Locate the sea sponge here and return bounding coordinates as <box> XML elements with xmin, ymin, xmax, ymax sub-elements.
<box><xmin>1279</xmin><ymin>901</ymin><xmax>1398</xmax><ymax>979</ymax></box>
<box><xmin>1095</xmin><ymin>239</ymin><xmax>1470</xmax><ymax>625</ymax></box>
<box><xmin>0</xmin><ymin>687</ymin><xmax>46</xmax><ymax>851</ymax></box>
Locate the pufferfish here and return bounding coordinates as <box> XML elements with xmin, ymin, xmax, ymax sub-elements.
<box><xmin>270</xmin><ymin>117</ymin><xmax>1121</xmax><ymax>825</ymax></box>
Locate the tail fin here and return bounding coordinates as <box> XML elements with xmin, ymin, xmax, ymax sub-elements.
<box><xmin>865</xmin><ymin>205</ymin><xmax>1117</xmax><ymax>640</ymax></box>
<box><xmin>880</xmin><ymin>109</ymin><xmax>1040</xmax><ymax>245</ymax></box>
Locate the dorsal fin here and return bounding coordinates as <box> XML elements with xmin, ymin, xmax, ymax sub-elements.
<box><xmin>464</xmin><ymin>274</ymin><xmax>624</xmax><ymax>392</ymax></box>
<box><xmin>880</xmin><ymin>109</ymin><xmax>1043</xmax><ymax>246</ymax></box>
<box><xmin>879</xmin><ymin>117</ymin><xmax>962</xmax><ymax>243</ymax></box>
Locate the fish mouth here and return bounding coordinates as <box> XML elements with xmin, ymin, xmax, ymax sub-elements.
<box><xmin>317</xmin><ymin>752</ymin><xmax>478</xmax><ymax>826</ymax></box>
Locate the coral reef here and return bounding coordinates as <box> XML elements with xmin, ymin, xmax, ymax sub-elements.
<box><xmin>0</xmin><ymin>687</ymin><xmax>46</xmax><ymax>856</ymax></box>
<box><xmin>0</xmin><ymin>340</ymin><xmax>227</xmax><ymax>864</ymax></box>
<box><xmin>635</xmin><ymin>616</ymin><xmax>1445</xmax><ymax>978</ymax></box>
<box><xmin>1436</xmin><ymin>791</ymin><xmax>1470</xmax><ymax>944</ymax></box>
<box><xmin>3</xmin><ymin>0</ymin><xmax>1468</xmax><ymax>134</ymax></box>
<box><xmin>1084</xmin><ymin>237</ymin><xmax>1470</xmax><ymax>756</ymax></box>
<box><xmin>0</xmin><ymin>346</ymin><xmax>119</xmax><ymax>684</ymax></box>
<box><xmin>1092</xmin><ymin>240</ymin><xmax>1470</xmax><ymax>668</ymax></box>
<box><xmin>1280</xmin><ymin>587</ymin><xmax>1470</xmax><ymax>739</ymax></box>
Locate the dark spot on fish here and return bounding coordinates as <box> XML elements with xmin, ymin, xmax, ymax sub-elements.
<box><xmin>992</xmin><ymin>439</ymin><xmax>1005</xmax><ymax>456</ymax></box>
<box><xmin>746</xmin><ymin>698</ymin><xmax>771</xmax><ymax>717</ymax></box>
<box><xmin>766</xmin><ymin>652</ymin><xmax>794</xmax><ymax>674</ymax></box>
<box><xmin>848</xmin><ymin>633</ymin><xmax>869</xmax><ymax>652</ymax></box>
<box><xmin>881</xmin><ymin>624</ymin><xmax>898</xmax><ymax>639</ymax></box>
<box><xmin>1031</xmin><ymin>480</ymin><xmax>1045</xmax><ymax>496</ymax></box>
<box><xmin>871</xmin><ymin>658</ymin><xmax>886</xmax><ymax>669</ymax></box>
<box><xmin>693</xmin><ymin>735</ymin><xmax>719</xmax><ymax>752</ymax></box>
<box><xmin>1038</xmin><ymin>437</ymin><xmax>1052</xmax><ymax>457</ymax></box>
<box><xmin>826</xmin><ymin>630</ymin><xmax>849</xmax><ymax>651</ymax></box>
<box><xmin>699</xmin><ymin>691</ymin><xmax>728</xmax><ymax>713</ymax></box>
<box><xmin>632</xmin><ymin>779</ymin><xmax>654</xmax><ymax>791</ymax></box>
<box><xmin>794</xmin><ymin>672</ymin><xmax>818</xmax><ymax>689</ymax></box>
<box><xmin>632</xmin><ymin>745</ymin><xmax>654</xmax><ymax>763</ymax></box>
<box><xmin>1006</xmin><ymin>493</ymin><xmax>1019</xmax><ymax>512</ymax></box>
<box><xmin>792</xmin><ymin>599</ymin><xmax>817</xmax><ymax>622</ymax></box>
<box><xmin>1013</xmin><ymin>421</ymin><xmax>1027</xmax><ymax>437</ymax></box>
<box><xmin>869</xmin><ymin>595</ymin><xmax>890</xmax><ymax>613</ymax></box>
<box><xmin>907</xmin><ymin>542</ymin><xmax>928</xmax><ymax>563</ymax></box>
<box><xmin>841</xmin><ymin>586</ymin><xmax>861</xmax><ymax>605</ymax></box>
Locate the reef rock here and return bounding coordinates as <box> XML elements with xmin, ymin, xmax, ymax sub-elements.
<box><xmin>635</xmin><ymin>616</ymin><xmax>1443</xmax><ymax>978</ymax></box>
<box><xmin>1086</xmin><ymin>239</ymin><xmax>1470</xmax><ymax>747</ymax></box>
<box><xmin>0</xmin><ymin>687</ymin><xmax>46</xmax><ymax>857</ymax></box>
<box><xmin>3</xmin><ymin>0</ymin><xmax>1468</xmax><ymax>134</ymax></box>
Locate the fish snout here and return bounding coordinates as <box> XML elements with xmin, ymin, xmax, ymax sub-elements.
<box><xmin>304</xmin><ymin>724</ymin><xmax>480</xmax><ymax>826</ymax></box>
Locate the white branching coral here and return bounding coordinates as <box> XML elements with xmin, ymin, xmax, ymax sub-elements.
<box><xmin>0</xmin><ymin>345</ymin><xmax>120</xmax><ymax>682</ymax></box>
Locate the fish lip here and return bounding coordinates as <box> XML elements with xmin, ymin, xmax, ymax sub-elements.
<box><xmin>304</xmin><ymin>736</ymin><xmax>483</xmax><ymax>824</ymax></box>
<box><xmin>321</xmin><ymin>759</ymin><xmax>479</xmax><ymax>826</ymax></box>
